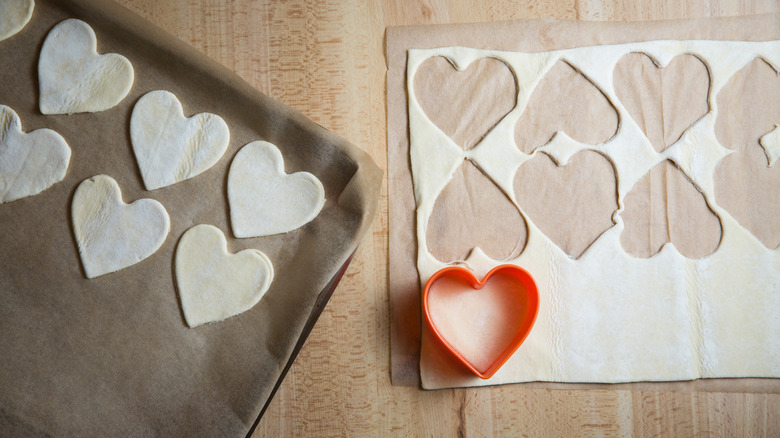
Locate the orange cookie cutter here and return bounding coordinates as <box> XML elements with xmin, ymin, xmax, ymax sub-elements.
<box><xmin>422</xmin><ymin>264</ymin><xmax>540</xmax><ymax>379</ymax></box>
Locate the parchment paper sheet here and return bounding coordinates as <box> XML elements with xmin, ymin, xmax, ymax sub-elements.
<box><xmin>388</xmin><ymin>15</ymin><xmax>779</xmax><ymax>389</ymax></box>
<box><xmin>0</xmin><ymin>0</ymin><xmax>381</xmax><ymax>436</ymax></box>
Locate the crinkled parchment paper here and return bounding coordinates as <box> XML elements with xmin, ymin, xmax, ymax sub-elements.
<box><xmin>0</xmin><ymin>0</ymin><xmax>381</xmax><ymax>435</ymax></box>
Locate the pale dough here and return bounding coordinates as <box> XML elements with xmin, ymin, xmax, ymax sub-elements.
<box><xmin>0</xmin><ymin>0</ymin><xmax>33</xmax><ymax>41</ymax></box>
<box><xmin>407</xmin><ymin>41</ymin><xmax>780</xmax><ymax>389</ymax></box>
<box><xmin>39</xmin><ymin>19</ymin><xmax>133</xmax><ymax>115</ymax></box>
<box><xmin>759</xmin><ymin>124</ymin><xmax>780</xmax><ymax>166</ymax></box>
<box><xmin>131</xmin><ymin>90</ymin><xmax>229</xmax><ymax>190</ymax></box>
<box><xmin>72</xmin><ymin>175</ymin><xmax>169</xmax><ymax>278</ymax></box>
<box><xmin>228</xmin><ymin>140</ymin><xmax>325</xmax><ymax>237</ymax></box>
<box><xmin>175</xmin><ymin>224</ymin><xmax>274</xmax><ymax>328</ymax></box>
<box><xmin>0</xmin><ymin>104</ymin><xmax>70</xmax><ymax>203</ymax></box>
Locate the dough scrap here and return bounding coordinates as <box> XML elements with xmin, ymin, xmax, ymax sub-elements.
<box><xmin>131</xmin><ymin>90</ymin><xmax>229</xmax><ymax>190</ymax></box>
<box><xmin>407</xmin><ymin>41</ymin><xmax>780</xmax><ymax>389</ymax></box>
<box><xmin>228</xmin><ymin>140</ymin><xmax>325</xmax><ymax>237</ymax></box>
<box><xmin>0</xmin><ymin>0</ymin><xmax>33</xmax><ymax>42</ymax></box>
<box><xmin>0</xmin><ymin>104</ymin><xmax>70</xmax><ymax>203</ymax></box>
<box><xmin>39</xmin><ymin>19</ymin><xmax>134</xmax><ymax>115</ymax></box>
<box><xmin>175</xmin><ymin>224</ymin><xmax>274</xmax><ymax>328</ymax></box>
<box><xmin>759</xmin><ymin>125</ymin><xmax>780</xmax><ymax>166</ymax></box>
<box><xmin>72</xmin><ymin>175</ymin><xmax>169</xmax><ymax>278</ymax></box>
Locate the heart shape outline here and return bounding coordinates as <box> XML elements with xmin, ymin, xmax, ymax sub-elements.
<box><xmin>175</xmin><ymin>224</ymin><xmax>274</xmax><ymax>328</ymax></box>
<box><xmin>423</xmin><ymin>264</ymin><xmax>539</xmax><ymax>379</ymax></box>
<box><xmin>515</xmin><ymin>59</ymin><xmax>618</xmax><ymax>154</ymax></box>
<box><xmin>72</xmin><ymin>175</ymin><xmax>170</xmax><ymax>278</ymax></box>
<box><xmin>130</xmin><ymin>90</ymin><xmax>230</xmax><ymax>190</ymax></box>
<box><xmin>714</xmin><ymin>57</ymin><xmax>780</xmax><ymax>249</ymax></box>
<box><xmin>614</xmin><ymin>53</ymin><xmax>710</xmax><ymax>153</ymax></box>
<box><xmin>622</xmin><ymin>160</ymin><xmax>722</xmax><ymax>258</ymax></box>
<box><xmin>514</xmin><ymin>150</ymin><xmax>618</xmax><ymax>259</ymax></box>
<box><xmin>427</xmin><ymin>159</ymin><xmax>528</xmax><ymax>262</ymax></box>
<box><xmin>228</xmin><ymin>140</ymin><xmax>325</xmax><ymax>237</ymax></box>
<box><xmin>0</xmin><ymin>104</ymin><xmax>71</xmax><ymax>204</ymax></box>
<box><xmin>38</xmin><ymin>19</ymin><xmax>134</xmax><ymax>115</ymax></box>
<box><xmin>414</xmin><ymin>56</ymin><xmax>517</xmax><ymax>151</ymax></box>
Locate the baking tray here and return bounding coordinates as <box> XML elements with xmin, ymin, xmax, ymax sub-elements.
<box><xmin>0</xmin><ymin>0</ymin><xmax>381</xmax><ymax>436</ymax></box>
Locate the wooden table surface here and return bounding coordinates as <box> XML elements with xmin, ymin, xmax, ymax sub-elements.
<box><xmin>115</xmin><ymin>1</ymin><xmax>779</xmax><ymax>436</ymax></box>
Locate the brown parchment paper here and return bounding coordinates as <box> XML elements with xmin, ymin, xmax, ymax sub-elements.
<box><xmin>0</xmin><ymin>0</ymin><xmax>381</xmax><ymax>436</ymax></box>
<box><xmin>388</xmin><ymin>14</ymin><xmax>780</xmax><ymax>388</ymax></box>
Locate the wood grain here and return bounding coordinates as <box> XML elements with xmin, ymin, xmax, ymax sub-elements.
<box><xmin>116</xmin><ymin>0</ymin><xmax>780</xmax><ymax>436</ymax></box>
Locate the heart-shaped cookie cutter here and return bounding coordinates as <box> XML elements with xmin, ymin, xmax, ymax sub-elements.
<box><xmin>423</xmin><ymin>264</ymin><xmax>540</xmax><ymax>379</ymax></box>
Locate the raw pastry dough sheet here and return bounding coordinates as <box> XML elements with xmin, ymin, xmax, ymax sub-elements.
<box><xmin>387</xmin><ymin>15</ymin><xmax>780</xmax><ymax>390</ymax></box>
<box><xmin>0</xmin><ymin>0</ymin><xmax>381</xmax><ymax>436</ymax></box>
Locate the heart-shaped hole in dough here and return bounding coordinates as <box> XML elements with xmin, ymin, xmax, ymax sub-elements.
<box><xmin>414</xmin><ymin>56</ymin><xmax>517</xmax><ymax>150</ymax></box>
<box><xmin>515</xmin><ymin>60</ymin><xmax>618</xmax><ymax>154</ymax></box>
<box><xmin>427</xmin><ymin>160</ymin><xmax>527</xmax><ymax>262</ymax></box>
<box><xmin>621</xmin><ymin>160</ymin><xmax>722</xmax><ymax>258</ymax></box>
<box><xmin>714</xmin><ymin>58</ymin><xmax>780</xmax><ymax>249</ymax></box>
<box><xmin>514</xmin><ymin>150</ymin><xmax>617</xmax><ymax>259</ymax></box>
<box><xmin>614</xmin><ymin>53</ymin><xmax>710</xmax><ymax>153</ymax></box>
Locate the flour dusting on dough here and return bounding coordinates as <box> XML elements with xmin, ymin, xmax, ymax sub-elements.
<box><xmin>72</xmin><ymin>175</ymin><xmax>170</xmax><ymax>278</ymax></box>
<box><xmin>0</xmin><ymin>0</ymin><xmax>33</xmax><ymax>42</ymax></box>
<box><xmin>130</xmin><ymin>90</ymin><xmax>229</xmax><ymax>190</ymax></box>
<box><xmin>759</xmin><ymin>125</ymin><xmax>780</xmax><ymax>166</ymax></box>
<box><xmin>175</xmin><ymin>224</ymin><xmax>274</xmax><ymax>327</ymax></box>
<box><xmin>39</xmin><ymin>19</ymin><xmax>134</xmax><ymax>114</ymax></box>
<box><xmin>228</xmin><ymin>141</ymin><xmax>325</xmax><ymax>238</ymax></box>
<box><xmin>0</xmin><ymin>105</ymin><xmax>70</xmax><ymax>204</ymax></box>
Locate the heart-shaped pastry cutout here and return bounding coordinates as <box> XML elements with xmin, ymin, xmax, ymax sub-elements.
<box><xmin>175</xmin><ymin>224</ymin><xmax>274</xmax><ymax>327</ymax></box>
<box><xmin>39</xmin><ymin>19</ymin><xmax>134</xmax><ymax>114</ymax></box>
<box><xmin>0</xmin><ymin>0</ymin><xmax>33</xmax><ymax>41</ymax></box>
<box><xmin>1</xmin><ymin>104</ymin><xmax>70</xmax><ymax>204</ymax></box>
<box><xmin>515</xmin><ymin>60</ymin><xmax>618</xmax><ymax>153</ymax></box>
<box><xmin>614</xmin><ymin>53</ymin><xmax>710</xmax><ymax>153</ymax></box>
<box><xmin>427</xmin><ymin>160</ymin><xmax>527</xmax><ymax>262</ymax></box>
<box><xmin>621</xmin><ymin>160</ymin><xmax>722</xmax><ymax>258</ymax></box>
<box><xmin>228</xmin><ymin>141</ymin><xmax>325</xmax><ymax>237</ymax></box>
<box><xmin>72</xmin><ymin>175</ymin><xmax>170</xmax><ymax>278</ymax></box>
<box><xmin>423</xmin><ymin>265</ymin><xmax>539</xmax><ymax>379</ymax></box>
<box><xmin>131</xmin><ymin>90</ymin><xmax>229</xmax><ymax>190</ymax></box>
<box><xmin>514</xmin><ymin>151</ymin><xmax>617</xmax><ymax>259</ymax></box>
<box><xmin>415</xmin><ymin>56</ymin><xmax>517</xmax><ymax>150</ymax></box>
<box><xmin>714</xmin><ymin>58</ymin><xmax>780</xmax><ymax>249</ymax></box>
